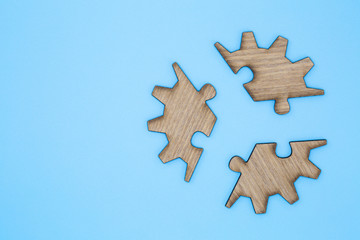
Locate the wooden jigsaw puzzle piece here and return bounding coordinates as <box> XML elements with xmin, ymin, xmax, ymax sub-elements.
<box><xmin>226</xmin><ymin>140</ymin><xmax>326</xmax><ymax>213</ymax></box>
<box><xmin>148</xmin><ymin>63</ymin><xmax>217</xmax><ymax>182</ymax></box>
<box><xmin>215</xmin><ymin>31</ymin><xmax>324</xmax><ymax>114</ymax></box>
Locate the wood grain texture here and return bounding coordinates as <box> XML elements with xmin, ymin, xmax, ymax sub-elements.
<box><xmin>227</xmin><ymin>139</ymin><xmax>327</xmax><ymax>213</ymax></box>
<box><xmin>148</xmin><ymin>63</ymin><xmax>217</xmax><ymax>182</ymax></box>
<box><xmin>215</xmin><ymin>31</ymin><xmax>324</xmax><ymax>114</ymax></box>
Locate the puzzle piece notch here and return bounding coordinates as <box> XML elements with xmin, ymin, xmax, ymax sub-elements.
<box><xmin>226</xmin><ymin>140</ymin><xmax>326</xmax><ymax>213</ymax></box>
<box><xmin>148</xmin><ymin>63</ymin><xmax>217</xmax><ymax>182</ymax></box>
<box><xmin>215</xmin><ymin>31</ymin><xmax>324</xmax><ymax>114</ymax></box>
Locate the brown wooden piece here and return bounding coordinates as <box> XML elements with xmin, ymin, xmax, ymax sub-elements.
<box><xmin>148</xmin><ymin>63</ymin><xmax>217</xmax><ymax>182</ymax></box>
<box><xmin>227</xmin><ymin>140</ymin><xmax>327</xmax><ymax>213</ymax></box>
<box><xmin>215</xmin><ymin>32</ymin><xmax>324</xmax><ymax>114</ymax></box>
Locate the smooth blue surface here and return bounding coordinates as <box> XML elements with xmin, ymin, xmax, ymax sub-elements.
<box><xmin>0</xmin><ymin>0</ymin><xmax>359</xmax><ymax>239</ymax></box>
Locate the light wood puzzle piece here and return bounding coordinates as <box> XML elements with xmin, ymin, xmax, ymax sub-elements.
<box><xmin>227</xmin><ymin>140</ymin><xmax>327</xmax><ymax>213</ymax></box>
<box><xmin>215</xmin><ymin>32</ymin><xmax>324</xmax><ymax>114</ymax></box>
<box><xmin>148</xmin><ymin>63</ymin><xmax>217</xmax><ymax>182</ymax></box>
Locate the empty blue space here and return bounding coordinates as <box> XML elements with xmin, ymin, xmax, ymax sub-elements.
<box><xmin>0</xmin><ymin>0</ymin><xmax>359</xmax><ymax>239</ymax></box>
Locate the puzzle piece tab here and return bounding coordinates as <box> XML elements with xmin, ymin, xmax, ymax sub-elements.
<box><xmin>215</xmin><ymin>32</ymin><xmax>324</xmax><ymax>114</ymax></box>
<box><xmin>227</xmin><ymin>140</ymin><xmax>326</xmax><ymax>213</ymax></box>
<box><xmin>148</xmin><ymin>63</ymin><xmax>217</xmax><ymax>182</ymax></box>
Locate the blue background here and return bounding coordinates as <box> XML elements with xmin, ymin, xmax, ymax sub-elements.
<box><xmin>0</xmin><ymin>0</ymin><xmax>359</xmax><ymax>239</ymax></box>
